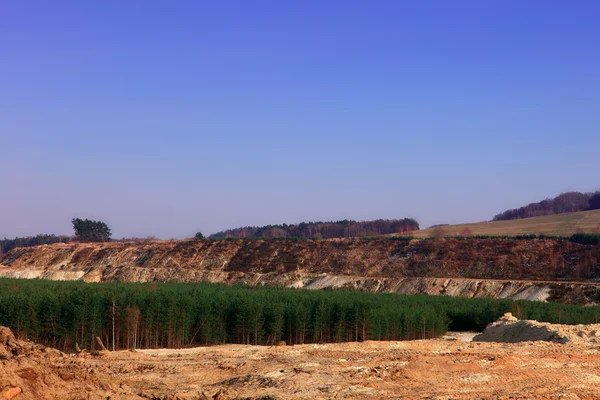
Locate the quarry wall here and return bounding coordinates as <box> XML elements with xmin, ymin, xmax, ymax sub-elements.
<box><xmin>1</xmin><ymin>238</ymin><xmax>599</xmax><ymax>304</ymax></box>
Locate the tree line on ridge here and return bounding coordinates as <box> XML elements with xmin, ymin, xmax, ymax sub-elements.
<box><xmin>208</xmin><ymin>218</ymin><xmax>420</xmax><ymax>239</ymax></box>
<box><xmin>493</xmin><ymin>191</ymin><xmax>600</xmax><ymax>221</ymax></box>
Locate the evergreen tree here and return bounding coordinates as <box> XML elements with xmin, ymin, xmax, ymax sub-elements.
<box><xmin>72</xmin><ymin>218</ymin><xmax>112</xmax><ymax>242</ymax></box>
<box><xmin>1</xmin><ymin>279</ymin><xmax>599</xmax><ymax>351</ymax></box>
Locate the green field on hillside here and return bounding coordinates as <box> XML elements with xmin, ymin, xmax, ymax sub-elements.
<box><xmin>408</xmin><ymin>210</ymin><xmax>600</xmax><ymax>238</ymax></box>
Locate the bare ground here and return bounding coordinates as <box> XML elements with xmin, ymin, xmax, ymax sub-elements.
<box><xmin>3</xmin><ymin>329</ymin><xmax>600</xmax><ymax>399</ymax></box>
<box><xmin>2</xmin><ymin>238</ymin><xmax>600</xmax><ymax>305</ymax></box>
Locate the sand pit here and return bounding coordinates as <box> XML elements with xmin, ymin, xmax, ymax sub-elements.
<box><xmin>3</xmin><ymin>321</ymin><xmax>600</xmax><ymax>399</ymax></box>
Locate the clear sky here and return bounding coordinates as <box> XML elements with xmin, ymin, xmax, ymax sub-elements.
<box><xmin>1</xmin><ymin>0</ymin><xmax>599</xmax><ymax>239</ymax></box>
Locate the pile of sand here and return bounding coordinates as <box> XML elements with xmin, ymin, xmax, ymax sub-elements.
<box><xmin>473</xmin><ymin>313</ymin><xmax>600</xmax><ymax>344</ymax></box>
<box><xmin>0</xmin><ymin>326</ymin><xmax>126</xmax><ymax>400</ymax></box>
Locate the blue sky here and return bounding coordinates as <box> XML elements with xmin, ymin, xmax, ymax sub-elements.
<box><xmin>1</xmin><ymin>0</ymin><xmax>599</xmax><ymax>238</ymax></box>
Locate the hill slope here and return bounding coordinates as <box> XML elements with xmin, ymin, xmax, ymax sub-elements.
<box><xmin>2</xmin><ymin>237</ymin><xmax>599</xmax><ymax>281</ymax></box>
<box><xmin>1</xmin><ymin>238</ymin><xmax>600</xmax><ymax>304</ymax></box>
<box><xmin>409</xmin><ymin>209</ymin><xmax>600</xmax><ymax>238</ymax></box>
<box><xmin>492</xmin><ymin>191</ymin><xmax>595</xmax><ymax>221</ymax></box>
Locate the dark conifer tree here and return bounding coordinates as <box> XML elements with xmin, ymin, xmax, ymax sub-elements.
<box><xmin>589</xmin><ymin>192</ymin><xmax>600</xmax><ymax>210</ymax></box>
<box><xmin>72</xmin><ymin>218</ymin><xmax>112</xmax><ymax>242</ymax></box>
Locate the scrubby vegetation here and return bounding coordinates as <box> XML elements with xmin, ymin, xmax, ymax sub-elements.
<box><xmin>209</xmin><ymin>218</ymin><xmax>419</xmax><ymax>239</ymax></box>
<box><xmin>1</xmin><ymin>279</ymin><xmax>600</xmax><ymax>352</ymax></box>
<box><xmin>570</xmin><ymin>233</ymin><xmax>600</xmax><ymax>246</ymax></box>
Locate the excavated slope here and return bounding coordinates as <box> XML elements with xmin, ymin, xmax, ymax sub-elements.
<box><xmin>0</xmin><ymin>326</ymin><xmax>123</xmax><ymax>399</ymax></box>
<box><xmin>1</xmin><ymin>238</ymin><xmax>599</xmax><ymax>304</ymax></box>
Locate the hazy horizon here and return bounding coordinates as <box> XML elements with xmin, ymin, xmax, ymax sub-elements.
<box><xmin>2</xmin><ymin>186</ymin><xmax>598</xmax><ymax>239</ymax></box>
<box><xmin>2</xmin><ymin>1</ymin><xmax>599</xmax><ymax>239</ymax></box>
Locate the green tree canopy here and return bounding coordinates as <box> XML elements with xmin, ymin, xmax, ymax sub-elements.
<box><xmin>72</xmin><ymin>218</ymin><xmax>112</xmax><ymax>242</ymax></box>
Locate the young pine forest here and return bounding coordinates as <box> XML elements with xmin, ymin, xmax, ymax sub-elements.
<box><xmin>2</xmin><ymin>279</ymin><xmax>600</xmax><ymax>353</ymax></box>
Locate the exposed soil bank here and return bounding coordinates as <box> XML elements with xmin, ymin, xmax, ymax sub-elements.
<box><xmin>1</xmin><ymin>238</ymin><xmax>599</xmax><ymax>304</ymax></box>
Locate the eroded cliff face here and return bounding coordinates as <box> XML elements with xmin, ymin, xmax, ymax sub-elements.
<box><xmin>1</xmin><ymin>238</ymin><xmax>599</xmax><ymax>304</ymax></box>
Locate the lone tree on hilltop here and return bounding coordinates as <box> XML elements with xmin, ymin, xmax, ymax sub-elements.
<box><xmin>589</xmin><ymin>192</ymin><xmax>600</xmax><ymax>210</ymax></box>
<box><xmin>194</xmin><ymin>232</ymin><xmax>205</xmax><ymax>240</ymax></box>
<box><xmin>72</xmin><ymin>218</ymin><xmax>112</xmax><ymax>242</ymax></box>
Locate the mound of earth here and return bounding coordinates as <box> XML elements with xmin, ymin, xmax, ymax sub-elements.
<box><xmin>473</xmin><ymin>313</ymin><xmax>600</xmax><ymax>344</ymax></box>
<box><xmin>0</xmin><ymin>326</ymin><xmax>135</xmax><ymax>399</ymax></box>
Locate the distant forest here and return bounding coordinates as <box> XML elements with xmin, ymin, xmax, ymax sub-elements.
<box><xmin>493</xmin><ymin>192</ymin><xmax>600</xmax><ymax>221</ymax></box>
<box><xmin>208</xmin><ymin>218</ymin><xmax>420</xmax><ymax>239</ymax></box>
<box><xmin>0</xmin><ymin>234</ymin><xmax>70</xmax><ymax>255</ymax></box>
<box><xmin>0</xmin><ymin>218</ymin><xmax>112</xmax><ymax>254</ymax></box>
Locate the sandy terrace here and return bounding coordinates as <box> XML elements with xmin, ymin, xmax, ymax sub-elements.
<box><xmin>86</xmin><ymin>334</ymin><xmax>600</xmax><ymax>399</ymax></box>
<box><xmin>3</xmin><ymin>329</ymin><xmax>600</xmax><ymax>399</ymax></box>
